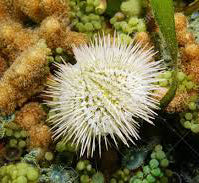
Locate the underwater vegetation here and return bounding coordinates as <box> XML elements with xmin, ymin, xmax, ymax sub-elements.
<box><xmin>0</xmin><ymin>0</ymin><xmax>199</xmax><ymax>182</ymax></box>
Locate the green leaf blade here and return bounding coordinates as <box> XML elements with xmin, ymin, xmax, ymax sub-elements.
<box><xmin>150</xmin><ymin>0</ymin><xmax>178</xmax><ymax>109</ymax></box>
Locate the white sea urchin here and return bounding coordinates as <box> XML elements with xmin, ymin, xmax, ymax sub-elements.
<box><xmin>45</xmin><ymin>34</ymin><xmax>163</xmax><ymax>157</ymax></box>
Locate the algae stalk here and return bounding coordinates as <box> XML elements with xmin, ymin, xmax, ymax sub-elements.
<box><xmin>150</xmin><ymin>0</ymin><xmax>178</xmax><ymax>109</ymax></box>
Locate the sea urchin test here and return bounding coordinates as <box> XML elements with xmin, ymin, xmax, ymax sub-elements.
<box><xmin>45</xmin><ymin>34</ymin><xmax>163</xmax><ymax>157</ymax></box>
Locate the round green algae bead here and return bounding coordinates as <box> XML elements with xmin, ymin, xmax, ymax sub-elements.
<box><xmin>2</xmin><ymin>176</ymin><xmax>9</xmax><ymax>183</ymax></box>
<box><xmin>6</xmin><ymin>164</ymin><xmax>16</xmax><ymax>173</ymax></box>
<box><xmin>151</xmin><ymin>168</ymin><xmax>161</xmax><ymax>177</ymax></box>
<box><xmin>149</xmin><ymin>159</ymin><xmax>159</xmax><ymax>169</ymax></box>
<box><xmin>128</xmin><ymin>17</ymin><xmax>139</xmax><ymax>26</ymax></box>
<box><xmin>146</xmin><ymin>174</ymin><xmax>156</xmax><ymax>182</ymax></box>
<box><xmin>187</xmin><ymin>74</ymin><xmax>193</xmax><ymax>81</ymax></box>
<box><xmin>86</xmin><ymin>164</ymin><xmax>92</xmax><ymax>171</ymax></box>
<box><xmin>55</xmin><ymin>47</ymin><xmax>63</xmax><ymax>54</ymax></box>
<box><xmin>20</xmin><ymin>130</ymin><xmax>28</xmax><ymax>138</ymax></box>
<box><xmin>156</xmin><ymin>151</ymin><xmax>166</xmax><ymax>160</ymax></box>
<box><xmin>92</xmin><ymin>21</ymin><xmax>102</xmax><ymax>30</ymax></box>
<box><xmin>188</xmin><ymin>102</ymin><xmax>197</xmax><ymax>111</ymax></box>
<box><xmin>27</xmin><ymin>167</ymin><xmax>39</xmax><ymax>181</ymax></box>
<box><xmin>110</xmin><ymin>17</ymin><xmax>117</xmax><ymax>24</ymax></box>
<box><xmin>164</xmin><ymin>71</ymin><xmax>172</xmax><ymax>79</ymax></box>
<box><xmin>18</xmin><ymin>140</ymin><xmax>26</xmax><ymax>148</ymax></box>
<box><xmin>17</xmin><ymin>168</ymin><xmax>27</xmax><ymax>176</ymax></box>
<box><xmin>16</xmin><ymin>163</ymin><xmax>28</xmax><ymax>170</ymax></box>
<box><xmin>142</xmin><ymin>179</ymin><xmax>149</xmax><ymax>183</ymax></box>
<box><xmin>55</xmin><ymin>55</ymin><xmax>62</xmax><ymax>63</ymax></box>
<box><xmin>186</xmin><ymin>81</ymin><xmax>194</xmax><ymax>90</ymax></box>
<box><xmin>11</xmin><ymin>169</ymin><xmax>18</xmax><ymax>179</ymax></box>
<box><xmin>65</xmin><ymin>143</ymin><xmax>76</xmax><ymax>152</ymax></box>
<box><xmin>136</xmin><ymin>171</ymin><xmax>144</xmax><ymax>179</ymax></box>
<box><xmin>191</xmin><ymin>124</ymin><xmax>199</xmax><ymax>133</ymax></box>
<box><xmin>160</xmin><ymin>159</ymin><xmax>169</xmax><ymax>168</ymax></box>
<box><xmin>85</xmin><ymin>22</ymin><xmax>94</xmax><ymax>31</ymax></box>
<box><xmin>14</xmin><ymin>131</ymin><xmax>21</xmax><ymax>138</ymax></box>
<box><xmin>47</xmin><ymin>56</ymin><xmax>54</xmax><ymax>63</ymax></box>
<box><xmin>76</xmin><ymin>161</ymin><xmax>85</xmax><ymax>171</ymax></box>
<box><xmin>90</xmin><ymin>14</ymin><xmax>100</xmax><ymax>21</ymax></box>
<box><xmin>0</xmin><ymin>166</ymin><xmax>7</xmax><ymax>175</ymax></box>
<box><xmin>81</xmin><ymin>15</ymin><xmax>89</xmax><ymax>23</ymax></box>
<box><xmin>179</xmin><ymin>85</ymin><xmax>186</xmax><ymax>91</ymax></box>
<box><xmin>117</xmin><ymin>169</ymin><xmax>124</xmax><ymax>177</ymax></box>
<box><xmin>120</xmin><ymin>0</ymin><xmax>142</xmax><ymax>17</ymax></box>
<box><xmin>165</xmin><ymin>169</ymin><xmax>173</xmax><ymax>177</ymax></box>
<box><xmin>184</xmin><ymin>121</ymin><xmax>191</xmax><ymax>129</ymax></box>
<box><xmin>69</xmin><ymin>1</ymin><xmax>76</xmax><ymax>7</ymax></box>
<box><xmin>80</xmin><ymin>175</ymin><xmax>90</xmax><ymax>183</ymax></box>
<box><xmin>137</xmin><ymin>19</ymin><xmax>146</xmax><ymax>32</ymax></box>
<box><xmin>45</xmin><ymin>152</ymin><xmax>54</xmax><ymax>161</ymax></box>
<box><xmin>133</xmin><ymin>179</ymin><xmax>142</xmax><ymax>183</ymax></box>
<box><xmin>159</xmin><ymin>80</ymin><xmax>168</xmax><ymax>87</ymax></box>
<box><xmin>115</xmin><ymin>12</ymin><xmax>125</xmax><ymax>21</ymax></box>
<box><xmin>83</xmin><ymin>160</ymin><xmax>90</xmax><ymax>166</ymax></box>
<box><xmin>155</xmin><ymin>145</ymin><xmax>163</xmax><ymax>152</ymax></box>
<box><xmin>86</xmin><ymin>5</ymin><xmax>94</xmax><ymax>13</ymax></box>
<box><xmin>9</xmin><ymin>139</ymin><xmax>18</xmax><ymax>147</ymax></box>
<box><xmin>5</xmin><ymin>128</ymin><xmax>13</xmax><ymax>137</ymax></box>
<box><xmin>87</xmin><ymin>0</ymin><xmax>93</xmax><ymax>5</ymax></box>
<box><xmin>151</xmin><ymin>152</ymin><xmax>156</xmax><ymax>159</ymax></box>
<box><xmin>94</xmin><ymin>0</ymin><xmax>100</xmax><ymax>7</ymax></box>
<box><xmin>56</xmin><ymin>142</ymin><xmax>66</xmax><ymax>152</ymax></box>
<box><xmin>110</xmin><ymin>178</ymin><xmax>117</xmax><ymax>183</ymax></box>
<box><xmin>6</xmin><ymin>164</ymin><xmax>15</xmax><ymax>170</ymax></box>
<box><xmin>114</xmin><ymin>22</ymin><xmax>121</xmax><ymax>29</ymax></box>
<box><xmin>143</xmin><ymin>165</ymin><xmax>151</xmax><ymax>175</ymax></box>
<box><xmin>16</xmin><ymin>176</ymin><xmax>27</xmax><ymax>183</ymax></box>
<box><xmin>124</xmin><ymin>168</ymin><xmax>130</xmax><ymax>175</ymax></box>
<box><xmin>177</xmin><ymin>71</ymin><xmax>186</xmax><ymax>81</ymax></box>
<box><xmin>124</xmin><ymin>176</ymin><xmax>129</xmax><ymax>182</ymax></box>
<box><xmin>185</xmin><ymin>113</ymin><xmax>193</xmax><ymax>120</ymax></box>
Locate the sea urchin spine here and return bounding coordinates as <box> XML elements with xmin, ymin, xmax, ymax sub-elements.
<box><xmin>45</xmin><ymin>34</ymin><xmax>164</xmax><ymax>157</ymax></box>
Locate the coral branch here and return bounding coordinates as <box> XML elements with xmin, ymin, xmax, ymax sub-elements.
<box><xmin>0</xmin><ymin>40</ymin><xmax>50</xmax><ymax>115</ymax></box>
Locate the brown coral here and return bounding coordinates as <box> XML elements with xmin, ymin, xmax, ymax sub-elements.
<box><xmin>37</xmin><ymin>16</ymin><xmax>88</xmax><ymax>53</ymax></box>
<box><xmin>0</xmin><ymin>0</ymin><xmax>26</xmax><ymax>22</ymax></box>
<box><xmin>0</xmin><ymin>57</ymin><xmax>8</xmax><ymax>78</ymax></box>
<box><xmin>16</xmin><ymin>0</ymin><xmax>45</xmax><ymax>22</ymax></box>
<box><xmin>40</xmin><ymin>0</ymin><xmax>69</xmax><ymax>19</ymax></box>
<box><xmin>0</xmin><ymin>1</ymin><xmax>9</xmax><ymax>20</ymax></box>
<box><xmin>166</xmin><ymin>90</ymin><xmax>197</xmax><ymax>112</ymax></box>
<box><xmin>134</xmin><ymin>31</ymin><xmax>153</xmax><ymax>50</ymax></box>
<box><xmin>176</xmin><ymin>30</ymin><xmax>195</xmax><ymax>47</ymax></box>
<box><xmin>13</xmin><ymin>102</ymin><xmax>51</xmax><ymax>149</ymax></box>
<box><xmin>0</xmin><ymin>0</ymin><xmax>88</xmax><ymax>116</ymax></box>
<box><xmin>175</xmin><ymin>13</ymin><xmax>195</xmax><ymax>47</ymax></box>
<box><xmin>28</xmin><ymin>124</ymin><xmax>52</xmax><ymax>148</ymax></box>
<box><xmin>15</xmin><ymin>102</ymin><xmax>47</xmax><ymax>130</ymax></box>
<box><xmin>183</xmin><ymin>43</ymin><xmax>199</xmax><ymax>61</ymax></box>
<box><xmin>174</xmin><ymin>13</ymin><xmax>199</xmax><ymax>85</ymax></box>
<box><xmin>174</xmin><ymin>13</ymin><xmax>187</xmax><ymax>32</ymax></box>
<box><xmin>0</xmin><ymin>40</ymin><xmax>50</xmax><ymax>115</ymax></box>
<box><xmin>10</xmin><ymin>0</ymin><xmax>69</xmax><ymax>23</ymax></box>
<box><xmin>184</xmin><ymin>61</ymin><xmax>199</xmax><ymax>83</ymax></box>
<box><xmin>0</xmin><ymin>19</ymin><xmax>39</xmax><ymax>64</ymax></box>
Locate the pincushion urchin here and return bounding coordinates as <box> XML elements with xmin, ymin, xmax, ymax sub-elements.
<box><xmin>45</xmin><ymin>34</ymin><xmax>163</xmax><ymax>157</ymax></box>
